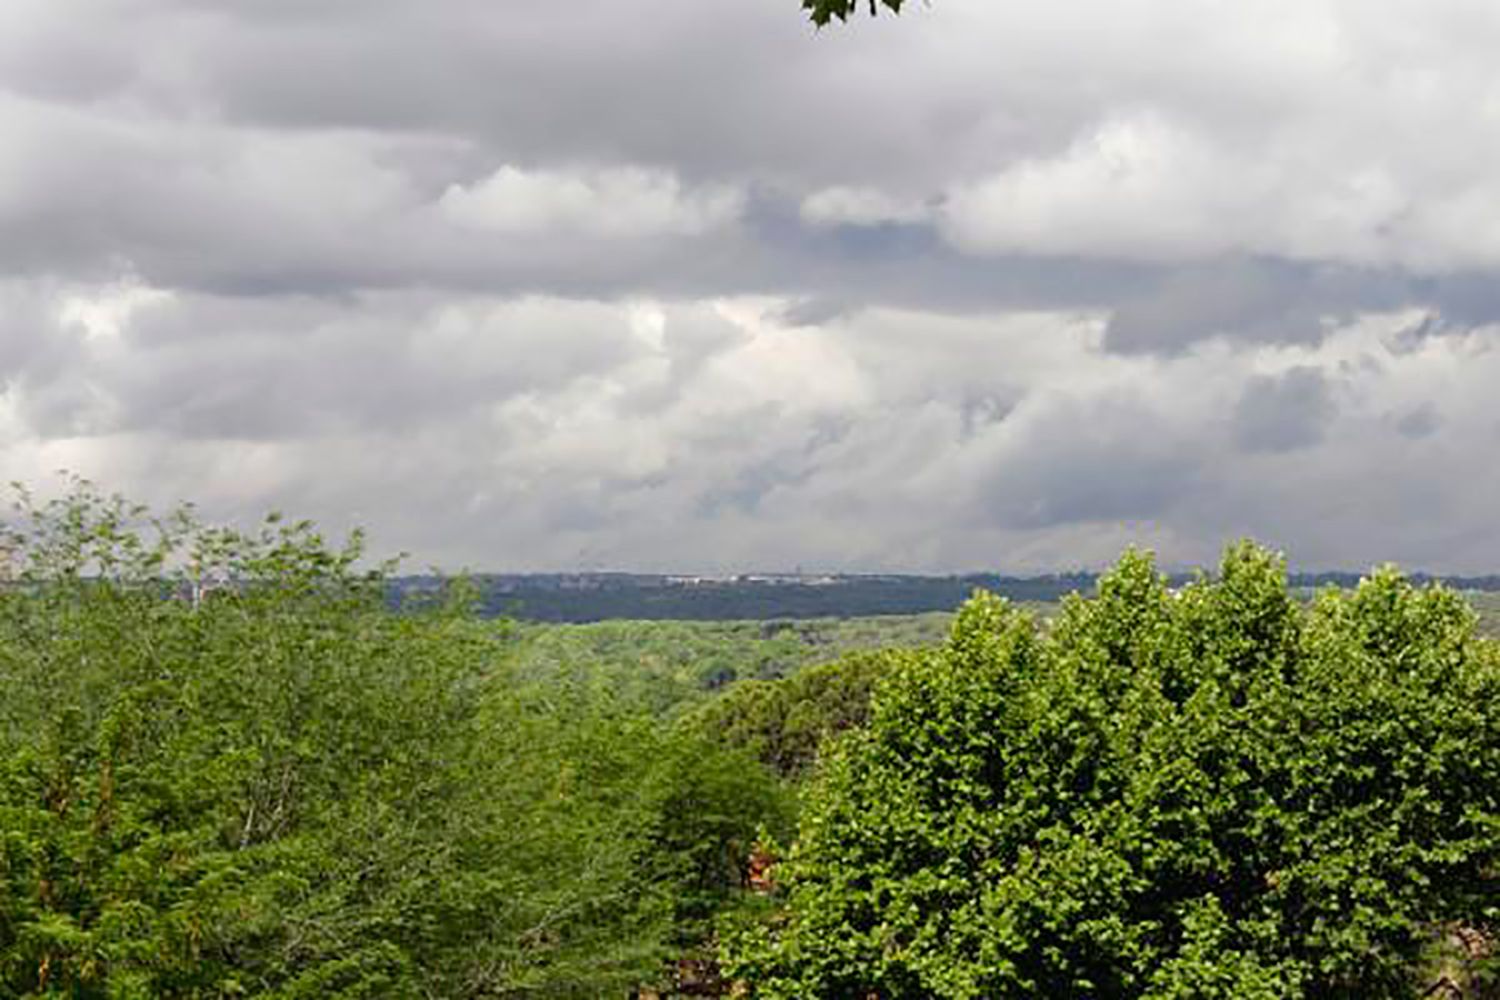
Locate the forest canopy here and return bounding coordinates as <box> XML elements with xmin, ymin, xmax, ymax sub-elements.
<box><xmin>1</xmin><ymin>481</ymin><xmax>1496</xmax><ymax>997</ymax></box>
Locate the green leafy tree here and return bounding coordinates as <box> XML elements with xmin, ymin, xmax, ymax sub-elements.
<box><xmin>0</xmin><ymin>480</ymin><xmax>786</xmax><ymax>997</ymax></box>
<box><xmin>504</xmin><ymin>617</ymin><xmax>947</xmax><ymax>719</ymax></box>
<box><xmin>684</xmin><ymin>650</ymin><xmax>910</xmax><ymax>778</ymax></box>
<box><xmin>723</xmin><ymin>543</ymin><xmax>1500</xmax><ymax>998</ymax></box>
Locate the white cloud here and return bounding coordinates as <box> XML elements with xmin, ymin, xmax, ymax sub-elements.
<box><xmin>58</xmin><ymin>279</ymin><xmax>173</xmax><ymax>342</ymax></box>
<box><xmin>941</xmin><ymin>111</ymin><xmax>1412</xmax><ymax>264</ymax></box>
<box><xmin>438</xmin><ymin>165</ymin><xmax>742</xmax><ymax>238</ymax></box>
<box><xmin>940</xmin><ymin>55</ymin><xmax>1500</xmax><ymax>272</ymax></box>
<box><xmin>942</xmin><ymin>113</ymin><xmax>1248</xmax><ymax>261</ymax></box>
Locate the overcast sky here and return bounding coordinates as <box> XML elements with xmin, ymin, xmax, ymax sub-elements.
<box><xmin>4</xmin><ymin>0</ymin><xmax>1500</xmax><ymax>573</ymax></box>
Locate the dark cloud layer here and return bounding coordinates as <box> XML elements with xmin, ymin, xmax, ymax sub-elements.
<box><xmin>1232</xmin><ymin>367</ymin><xmax>1336</xmax><ymax>453</ymax></box>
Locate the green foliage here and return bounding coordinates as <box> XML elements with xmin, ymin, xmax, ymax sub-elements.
<box><xmin>1463</xmin><ymin>592</ymin><xmax>1500</xmax><ymax>641</ymax></box>
<box><xmin>0</xmin><ymin>480</ymin><xmax>785</xmax><ymax>997</ymax></box>
<box><xmin>723</xmin><ymin>543</ymin><xmax>1500</xmax><ymax>998</ymax></box>
<box><xmin>14</xmin><ymin>485</ymin><xmax>1491</xmax><ymax>997</ymax></box>
<box><xmin>803</xmin><ymin>0</ymin><xmax>906</xmax><ymax>27</ymax></box>
<box><xmin>505</xmin><ymin>616</ymin><xmax>949</xmax><ymax>717</ymax></box>
<box><xmin>683</xmin><ymin>650</ymin><xmax>910</xmax><ymax>779</ymax></box>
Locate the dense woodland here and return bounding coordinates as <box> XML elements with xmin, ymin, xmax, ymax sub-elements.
<box><xmin>445</xmin><ymin>576</ymin><xmax>1087</xmax><ymax>623</ymax></box>
<box><xmin>1</xmin><ymin>483</ymin><xmax>1496</xmax><ymax>997</ymax></box>
<box><xmin>406</xmin><ymin>574</ymin><xmax>1500</xmax><ymax>626</ymax></box>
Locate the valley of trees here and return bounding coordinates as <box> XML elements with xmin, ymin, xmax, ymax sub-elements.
<box><xmin>1</xmin><ymin>482</ymin><xmax>1496</xmax><ymax>997</ymax></box>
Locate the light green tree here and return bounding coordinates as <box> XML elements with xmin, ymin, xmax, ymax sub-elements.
<box><xmin>724</xmin><ymin>543</ymin><xmax>1500</xmax><ymax>998</ymax></box>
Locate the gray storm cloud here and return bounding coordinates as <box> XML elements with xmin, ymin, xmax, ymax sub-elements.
<box><xmin>2</xmin><ymin>0</ymin><xmax>1500</xmax><ymax>572</ymax></box>
<box><xmin>1232</xmin><ymin>367</ymin><xmax>1337</xmax><ymax>454</ymax></box>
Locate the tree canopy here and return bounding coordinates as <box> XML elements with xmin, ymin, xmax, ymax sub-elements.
<box><xmin>683</xmin><ymin>650</ymin><xmax>909</xmax><ymax>779</ymax></box>
<box><xmin>0</xmin><ymin>481</ymin><xmax>789</xmax><ymax>997</ymax></box>
<box><xmin>4</xmin><ymin>483</ymin><xmax>1496</xmax><ymax>996</ymax></box>
<box><xmin>723</xmin><ymin>544</ymin><xmax>1500</xmax><ymax>997</ymax></box>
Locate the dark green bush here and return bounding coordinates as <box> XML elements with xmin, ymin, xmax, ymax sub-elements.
<box><xmin>723</xmin><ymin>543</ymin><xmax>1500</xmax><ymax>998</ymax></box>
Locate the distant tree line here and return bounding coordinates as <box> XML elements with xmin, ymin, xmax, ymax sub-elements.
<box><xmin>405</xmin><ymin>571</ymin><xmax>1500</xmax><ymax>624</ymax></box>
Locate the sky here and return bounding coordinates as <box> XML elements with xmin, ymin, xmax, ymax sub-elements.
<box><xmin>4</xmin><ymin>0</ymin><xmax>1500</xmax><ymax>574</ymax></box>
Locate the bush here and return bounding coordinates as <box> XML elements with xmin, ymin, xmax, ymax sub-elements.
<box><xmin>723</xmin><ymin>543</ymin><xmax>1500</xmax><ymax>998</ymax></box>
